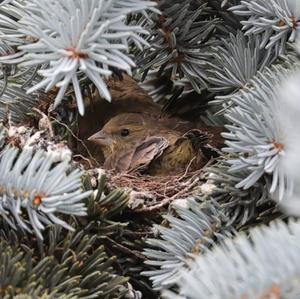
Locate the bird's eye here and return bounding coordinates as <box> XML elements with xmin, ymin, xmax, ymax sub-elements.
<box><xmin>120</xmin><ymin>128</ymin><xmax>130</xmax><ymax>137</ymax></box>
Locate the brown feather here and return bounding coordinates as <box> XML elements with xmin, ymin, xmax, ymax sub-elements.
<box><xmin>88</xmin><ymin>112</ymin><xmax>221</xmax><ymax>175</ymax></box>
<box><xmin>129</xmin><ymin>137</ymin><xmax>169</xmax><ymax>172</ymax></box>
<box><xmin>79</xmin><ymin>75</ymin><xmax>224</xmax><ymax>166</ymax></box>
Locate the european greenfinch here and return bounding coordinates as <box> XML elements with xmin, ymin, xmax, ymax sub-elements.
<box><xmin>88</xmin><ymin>113</ymin><xmax>220</xmax><ymax>176</ymax></box>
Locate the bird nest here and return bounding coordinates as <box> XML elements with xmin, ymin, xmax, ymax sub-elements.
<box><xmin>105</xmin><ymin>167</ymin><xmax>206</xmax><ymax>212</ymax></box>
<box><xmin>7</xmin><ymin>108</ymin><xmax>210</xmax><ymax>216</ymax></box>
<box><xmin>21</xmin><ymin>75</ymin><xmax>220</xmax><ymax>214</ymax></box>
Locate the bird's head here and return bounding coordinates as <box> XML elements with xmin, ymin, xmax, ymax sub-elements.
<box><xmin>88</xmin><ymin>113</ymin><xmax>152</xmax><ymax>156</ymax></box>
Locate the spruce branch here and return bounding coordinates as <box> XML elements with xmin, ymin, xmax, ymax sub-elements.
<box><xmin>0</xmin><ymin>0</ymin><xmax>157</xmax><ymax>115</ymax></box>
<box><xmin>207</xmin><ymin>31</ymin><xmax>273</xmax><ymax>94</ymax></box>
<box><xmin>112</xmin><ymin>0</ymin><xmax>159</xmax><ymax>14</ymax></box>
<box><xmin>0</xmin><ymin>228</ymin><xmax>128</xmax><ymax>298</ymax></box>
<box><xmin>0</xmin><ymin>137</ymin><xmax>91</xmax><ymax>239</ymax></box>
<box><xmin>142</xmin><ymin>198</ymin><xmax>235</xmax><ymax>290</ymax></box>
<box><xmin>0</xmin><ymin>80</ymin><xmax>39</xmax><ymax>123</ymax></box>
<box><xmin>297</xmin><ymin>28</ymin><xmax>300</xmax><ymax>52</ymax></box>
<box><xmin>203</xmin><ymin>158</ymin><xmax>277</xmax><ymax>228</ymax></box>
<box><xmin>84</xmin><ymin>171</ymin><xmax>130</xmax><ymax>219</ymax></box>
<box><xmin>164</xmin><ymin>219</ymin><xmax>300</xmax><ymax>299</ymax></box>
<box><xmin>230</xmin><ymin>0</ymin><xmax>300</xmax><ymax>55</ymax></box>
<box><xmin>0</xmin><ymin>0</ymin><xmax>26</xmax><ymax>47</ymax></box>
<box><xmin>138</xmin><ymin>0</ymin><xmax>219</xmax><ymax>93</ymax></box>
<box><xmin>271</xmin><ymin>70</ymin><xmax>300</xmax><ymax>215</ymax></box>
<box><xmin>81</xmin><ymin>171</ymin><xmax>159</xmax><ymax>298</ymax></box>
<box><xmin>222</xmin><ymin>62</ymin><xmax>299</xmax><ymax>200</ymax></box>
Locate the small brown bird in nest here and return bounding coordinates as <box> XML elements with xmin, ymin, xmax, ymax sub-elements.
<box><xmin>88</xmin><ymin>113</ymin><xmax>221</xmax><ymax>176</ymax></box>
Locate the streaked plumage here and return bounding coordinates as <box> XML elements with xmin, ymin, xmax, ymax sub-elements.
<box><xmin>88</xmin><ymin>113</ymin><xmax>219</xmax><ymax>176</ymax></box>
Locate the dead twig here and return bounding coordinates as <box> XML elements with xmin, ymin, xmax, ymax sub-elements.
<box><xmin>73</xmin><ymin>154</ymin><xmax>93</xmax><ymax>168</ymax></box>
<box><xmin>177</xmin><ymin>156</ymin><xmax>196</xmax><ymax>182</ymax></box>
<box><xmin>134</xmin><ymin>177</ymin><xmax>200</xmax><ymax>213</ymax></box>
<box><xmin>50</xmin><ymin>116</ymin><xmax>99</xmax><ymax>166</ymax></box>
<box><xmin>33</xmin><ymin>107</ymin><xmax>54</xmax><ymax>137</ymax></box>
<box><xmin>103</xmin><ymin>236</ymin><xmax>146</xmax><ymax>260</ymax></box>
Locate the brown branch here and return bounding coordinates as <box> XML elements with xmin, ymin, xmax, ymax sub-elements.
<box><xmin>104</xmin><ymin>236</ymin><xmax>146</xmax><ymax>260</ymax></box>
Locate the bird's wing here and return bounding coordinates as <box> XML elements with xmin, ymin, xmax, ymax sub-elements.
<box><xmin>105</xmin><ymin>149</ymin><xmax>135</xmax><ymax>172</ymax></box>
<box><xmin>104</xmin><ymin>137</ymin><xmax>169</xmax><ymax>172</ymax></box>
<box><xmin>128</xmin><ymin>136</ymin><xmax>169</xmax><ymax>172</ymax></box>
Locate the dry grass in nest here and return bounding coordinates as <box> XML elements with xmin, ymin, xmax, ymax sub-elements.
<box><xmin>106</xmin><ymin>167</ymin><xmax>206</xmax><ymax>212</ymax></box>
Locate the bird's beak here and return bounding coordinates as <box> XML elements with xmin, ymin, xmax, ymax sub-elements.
<box><xmin>88</xmin><ymin>130</ymin><xmax>113</xmax><ymax>146</ymax></box>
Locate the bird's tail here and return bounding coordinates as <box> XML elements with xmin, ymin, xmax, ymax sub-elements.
<box><xmin>180</xmin><ymin>129</ymin><xmax>222</xmax><ymax>158</ymax></box>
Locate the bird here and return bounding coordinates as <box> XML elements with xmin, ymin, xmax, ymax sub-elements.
<box><xmin>88</xmin><ymin>112</ymin><xmax>221</xmax><ymax>176</ymax></box>
<box><xmin>77</xmin><ymin>74</ymin><xmax>220</xmax><ymax>164</ymax></box>
<box><xmin>77</xmin><ymin>75</ymin><xmax>164</xmax><ymax>162</ymax></box>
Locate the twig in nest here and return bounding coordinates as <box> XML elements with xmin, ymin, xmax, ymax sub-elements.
<box><xmin>134</xmin><ymin>176</ymin><xmax>200</xmax><ymax>213</ymax></box>
<box><xmin>177</xmin><ymin>156</ymin><xmax>196</xmax><ymax>182</ymax></box>
<box><xmin>50</xmin><ymin>116</ymin><xmax>98</xmax><ymax>166</ymax></box>
<box><xmin>3</xmin><ymin>108</ymin><xmax>12</xmax><ymax>128</ymax></box>
<box><xmin>33</xmin><ymin>107</ymin><xmax>54</xmax><ymax>137</ymax></box>
<box><xmin>73</xmin><ymin>154</ymin><xmax>93</xmax><ymax>168</ymax></box>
